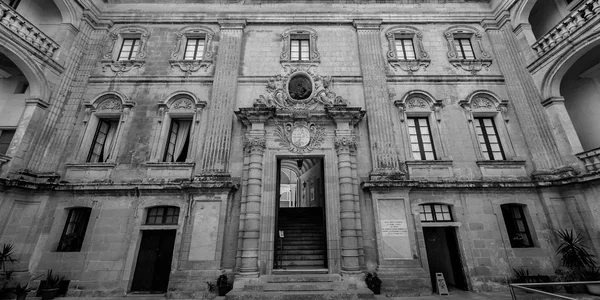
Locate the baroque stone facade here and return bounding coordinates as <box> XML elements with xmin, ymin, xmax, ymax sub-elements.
<box><xmin>1</xmin><ymin>0</ymin><xmax>600</xmax><ymax>298</ymax></box>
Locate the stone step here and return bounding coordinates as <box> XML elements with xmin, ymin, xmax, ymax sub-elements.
<box><xmin>280</xmin><ymin>239</ymin><xmax>325</xmax><ymax>245</ymax></box>
<box><xmin>278</xmin><ymin>249</ymin><xmax>326</xmax><ymax>255</ymax></box>
<box><xmin>262</xmin><ymin>274</ymin><xmax>340</xmax><ymax>283</ymax></box>
<box><xmin>263</xmin><ymin>283</ymin><xmax>335</xmax><ymax>291</ymax></box>
<box><xmin>280</xmin><ymin>236</ymin><xmax>324</xmax><ymax>241</ymax></box>
<box><xmin>277</xmin><ymin>254</ymin><xmax>325</xmax><ymax>260</ymax></box>
<box><xmin>280</xmin><ymin>259</ymin><xmax>325</xmax><ymax>266</ymax></box>
<box><xmin>277</xmin><ymin>244</ymin><xmax>326</xmax><ymax>250</ymax></box>
<box><xmin>226</xmin><ymin>290</ymin><xmax>374</xmax><ymax>300</ymax></box>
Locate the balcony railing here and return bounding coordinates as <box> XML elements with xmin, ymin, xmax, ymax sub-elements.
<box><xmin>0</xmin><ymin>2</ymin><xmax>59</xmax><ymax>58</ymax></box>
<box><xmin>576</xmin><ymin>146</ymin><xmax>600</xmax><ymax>172</ymax></box>
<box><xmin>532</xmin><ymin>0</ymin><xmax>600</xmax><ymax>57</ymax></box>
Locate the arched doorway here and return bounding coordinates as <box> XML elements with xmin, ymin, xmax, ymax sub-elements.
<box><xmin>559</xmin><ymin>44</ymin><xmax>600</xmax><ymax>151</ymax></box>
<box><xmin>0</xmin><ymin>52</ymin><xmax>29</xmax><ymax>157</ymax></box>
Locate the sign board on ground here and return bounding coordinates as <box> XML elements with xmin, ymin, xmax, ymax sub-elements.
<box><xmin>436</xmin><ymin>272</ymin><xmax>449</xmax><ymax>296</ymax></box>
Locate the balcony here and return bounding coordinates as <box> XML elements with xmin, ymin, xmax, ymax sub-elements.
<box><xmin>576</xmin><ymin>147</ymin><xmax>600</xmax><ymax>172</ymax></box>
<box><xmin>0</xmin><ymin>2</ymin><xmax>59</xmax><ymax>58</ymax></box>
<box><xmin>531</xmin><ymin>0</ymin><xmax>600</xmax><ymax>57</ymax></box>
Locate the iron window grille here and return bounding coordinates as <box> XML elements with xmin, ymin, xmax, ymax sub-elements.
<box><xmin>408</xmin><ymin>117</ymin><xmax>436</xmax><ymax>160</ymax></box>
<box><xmin>419</xmin><ymin>204</ymin><xmax>453</xmax><ymax>222</ymax></box>
<box><xmin>453</xmin><ymin>38</ymin><xmax>475</xmax><ymax>59</ymax></box>
<box><xmin>57</xmin><ymin>207</ymin><xmax>92</xmax><ymax>252</ymax></box>
<box><xmin>117</xmin><ymin>38</ymin><xmax>141</xmax><ymax>61</ymax></box>
<box><xmin>474</xmin><ymin>117</ymin><xmax>505</xmax><ymax>160</ymax></box>
<box><xmin>146</xmin><ymin>206</ymin><xmax>180</xmax><ymax>225</ymax></box>
<box><xmin>501</xmin><ymin>204</ymin><xmax>534</xmax><ymax>248</ymax></box>
<box><xmin>183</xmin><ymin>37</ymin><xmax>205</xmax><ymax>60</ymax></box>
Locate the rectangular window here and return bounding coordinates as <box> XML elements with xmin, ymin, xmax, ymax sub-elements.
<box><xmin>0</xmin><ymin>129</ymin><xmax>16</xmax><ymax>155</ymax></box>
<box><xmin>395</xmin><ymin>37</ymin><xmax>416</xmax><ymax>60</ymax></box>
<box><xmin>453</xmin><ymin>38</ymin><xmax>475</xmax><ymax>59</ymax></box>
<box><xmin>87</xmin><ymin>119</ymin><xmax>119</xmax><ymax>163</ymax></box>
<box><xmin>146</xmin><ymin>206</ymin><xmax>180</xmax><ymax>225</ymax></box>
<box><xmin>183</xmin><ymin>37</ymin><xmax>205</xmax><ymax>60</ymax></box>
<box><xmin>408</xmin><ymin>118</ymin><xmax>436</xmax><ymax>160</ymax></box>
<box><xmin>117</xmin><ymin>38</ymin><xmax>140</xmax><ymax>61</ymax></box>
<box><xmin>57</xmin><ymin>207</ymin><xmax>92</xmax><ymax>252</ymax></box>
<box><xmin>501</xmin><ymin>205</ymin><xmax>534</xmax><ymax>248</ymax></box>
<box><xmin>474</xmin><ymin>117</ymin><xmax>505</xmax><ymax>160</ymax></box>
<box><xmin>290</xmin><ymin>35</ymin><xmax>310</xmax><ymax>61</ymax></box>
<box><xmin>419</xmin><ymin>204</ymin><xmax>453</xmax><ymax>222</ymax></box>
<box><xmin>163</xmin><ymin>119</ymin><xmax>191</xmax><ymax>163</ymax></box>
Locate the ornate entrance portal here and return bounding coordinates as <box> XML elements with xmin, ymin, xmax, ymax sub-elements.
<box><xmin>234</xmin><ymin>67</ymin><xmax>366</xmax><ymax>277</ymax></box>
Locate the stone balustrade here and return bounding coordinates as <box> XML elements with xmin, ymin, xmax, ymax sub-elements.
<box><xmin>532</xmin><ymin>0</ymin><xmax>600</xmax><ymax>57</ymax></box>
<box><xmin>576</xmin><ymin>147</ymin><xmax>600</xmax><ymax>172</ymax></box>
<box><xmin>0</xmin><ymin>2</ymin><xmax>59</xmax><ymax>58</ymax></box>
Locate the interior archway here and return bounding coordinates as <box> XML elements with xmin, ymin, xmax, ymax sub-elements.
<box><xmin>527</xmin><ymin>0</ymin><xmax>566</xmax><ymax>40</ymax></box>
<box><xmin>8</xmin><ymin>0</ymin><xmax>67</xmax><ymax>39</ymax></box>
<box><xmin>0</xmin><ymin>52</ymin><xmax>29</xmax><ymax>156</ymax></box>
<box><xmin>559</xmin><ymin>44</ymin><xmax>600</xmax><ymax>151</ymax></box>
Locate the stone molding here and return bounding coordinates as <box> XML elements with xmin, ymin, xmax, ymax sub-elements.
<box><xmin>101</xmin><ymin>25</ymin><xmax>150</xmax><ymax>75</ymax></box>
<box><xmin>385</xmin><ymin>25</ymin><xmax>431</xmax><ymax>74</ymax></box>
<box><xmin>169</xmin><ymin>26</ymin><xmax>215</xmax><ymax>75</ymax></box>
<box><xmin>444</xmin><ymin>25</ymin><xmax>492</xmax><ymax>74</ymax></box>
<box><xmin>395</xmin><ymin>90</ymin><xmax>444</xmax><ymax>122</ymax></box>
<box><xmin>458</xmin><ymin>90</ymin><xmax>509</xmax><ymax>122</ymax></box>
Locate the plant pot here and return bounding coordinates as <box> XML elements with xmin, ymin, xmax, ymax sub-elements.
<box><xmin>370</xmin><ymin>285</ymin><xmax>381</xmax><ymax>295</ymax></box>
<box><xmin>586</xmin><ymin>283</ymin><xmax>600</xmax><ymax>295</ymax></box>
<box><xmin>39</xmin><ymin>288</ymin><xmax>59</xmax><ymax>300</ymax></box>
<box><xmin>218</xmin><ymin>286</ymin><xmax>229</xmax><ymax>296</ymax></box>
<box><xmin>16</xmin><ymin>293</ymin><xmax>27</xmax><ymax>300</ymax></box>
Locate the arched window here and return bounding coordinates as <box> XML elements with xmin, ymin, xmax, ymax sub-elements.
<box><xmin>146</xmin><ymin>206</ymin><xmax>180</xmax><ymax>225</ymax></box>
<box><xmin>419</xmin><ymin>204</ymin><xmax>453</xmax><ymax>222</ymax></box>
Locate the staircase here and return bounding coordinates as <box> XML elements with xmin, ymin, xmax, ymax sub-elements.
<box><xmin>275</xmin><ymin>207</ymin><xmax>327</xmax><ymax>270</ymax></box>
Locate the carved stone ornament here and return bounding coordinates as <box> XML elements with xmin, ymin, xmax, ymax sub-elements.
<box><xmin>334</xmin><ymin>136</ymin><xmax>357</xmax><ymax>153</ymax></box>
<box><xmin>444</xmin><ymin>25</ymin><xmax>493</xmax><ymax>75</ymax></box>
<box><xmin>101</xmin><ymin>60</ymin><xmax>145</xmax><ymax>76</ymax></box>
<box><xmin>169</xmin><ymin>60</ymin><xmax>212</xmax><ymax>75</ymax></box>
<box><xmin>253</xmin><ymin>68</ymin><xmax>348</xmax><ymax>111</ymax></box>
<box><xmin>97</xmin><ymin>98</ymin><xmax>123</xmax><ymax>111</ymax></box>
<box><xmin>471</xmin><ymin>97</ymin><xmax>494</xmax><ymax>110</ymax></box>
<box><xmin>171</xmin><ymin>98</ymin><xmax>194</xmax><ymax>110</ymax></box>
<box><xmin>385</xmin><ymin>26</ymin><xmax>431</xmax><ymax>74</ymax></box>
<box><xmin>280</xmin><ymin>27</ymin><xmax>320</xmax><ymax>68</ymax></box>
<box><xmin>243</xmin><ymin>136</ymin><xmax>266</xmax><ymax>153</ymax></box>
<box><xmin>169</xmin><ymin>27</ymin><xmax>215</xmax><ymax>75</ymax></box>
<box><xmin>406</xmin><ymin>97</ymin><xmax>428</xmax><ymax>109</ymax></box>
<box><xmin>274</xmin><ymin>121</ymin><xmax>325</xmax><ymax>153</ymax></box>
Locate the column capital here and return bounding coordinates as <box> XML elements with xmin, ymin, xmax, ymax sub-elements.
<box><xmin>334</xmin><ymin>136</ymin><xmax>357</xmax><ymax>154</ymax></box>
<box><xmin>218</xmin><ymin>20</ymin><xmax>246</xmax><ymax>30</ymax></box>
<box><xmin>243</xmin><ymin>136</ymin><xmax>266</xmax><ymax>154</ymax></box>
<box><xmin>353</xmin><ymin>19</ymin><xmax>382</xmax><ymax>31</ymax></box>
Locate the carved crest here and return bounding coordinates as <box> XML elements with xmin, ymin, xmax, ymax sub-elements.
<box><xmin>171</xmin><ymin>98</ymin><xmax>194</xmax><ymax>110</ymax></box>
<box><xmin>253</xmin><ymin>68</ymin><xmax>348</xmax><ymax>111</ymax></box>
<box><xmin>406</xmin><ymin>97</ymin><xmax>428</xmax><ymax>109</ymax></box>
<box><xmin>97</xmin><ymin>98</ymin><xmax>122</xmax><ymax>111</ymax></box>
<box><xmin>471</xmin><ymin>97</ymin><xmax>494</xmax><ymax>109</ymax></box>
<box><xmin>274</xmin><ymin>121</ymin><xmax>325</xmax><ymax>153</ymax></box>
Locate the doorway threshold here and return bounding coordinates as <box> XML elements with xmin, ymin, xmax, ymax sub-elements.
<box><xmin>273</xmin><ymin>268</ymin><xmax>328</xmax><ymax>275</ymax></box>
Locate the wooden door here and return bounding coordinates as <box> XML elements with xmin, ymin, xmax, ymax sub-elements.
<box><xmin>131</xmin><ymin>230</ymin><xmax>176</xmax><ymax>293</ymax></box>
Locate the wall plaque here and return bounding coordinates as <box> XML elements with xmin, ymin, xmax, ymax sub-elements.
<box><xmin>381</xmin><ymin>219</ymin><xmax>408</xmax><ymax>236</ymax></box>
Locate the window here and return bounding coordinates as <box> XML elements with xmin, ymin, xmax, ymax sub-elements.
<box><xmin>280</xmin><ymin>27</ymin><xmax>320</xmax><ymax>65</ymax></box>
<box><xmin>184</xmin><ymin>37</ymin><xmax>205</xmax><ymax>60</ymax></box>
<box><xmin>395</xmin><ymin>37</ymin><xmax>416</xmax><ymax>60</ymax></box>
<box><xmin>501</xmin><ymin>204</ymin><xmax>534</xmax><ymax>248</ymax></box>
<box><xmin>57</xmin><ymin>208</ymin><xmax>92</xmax><ymax>252</ymax></box>
<box><xmin>0</xmin><ymin>129</ymin><xmax>15</xmax><ymax>155</ymax></box>
<box><xmin>419</xmin><ymin>204</ymin><xmax>453</xmax><ymax>222</ymax></box>
<box><xmin>87</xmin><ymin>119</ymin><xmax>119</xmax><ymax>163</ymax></box>
<box><xmin>290</xmin><ymin>35</ymin><xmax>310</xmax><ymax>61</ymax></box>
<box><xmin>146</xmin><ymin>206</ymin><xmax>180</xmax><ymax>225</ymax></box>
<box><xmin>408</xmin><ymin>118</ymin><xmax>436</xmax><ymax>160</ymax></box>
<box><xmin>8</xmin><ymin>0</ymin><xmax>20</xmax><ymax>9</ymax></box>
<box><xmin>117</xmin><ymin>38</ymin><xmax>140</xmax><ymax>61</ymax></box>
<box><xmin>163</xmin><ymin>119</ymin><xmax>191</xmax><ymax>162</ymax></box>
<box><xmin>385</xmin><ymin>26</ymin><xmax>430</xmax><ymax>74</ymax></box>
<box><xmin>453</xmin><ymin>38</ymin><xmax>475</xmax><ymax>59</ymax></box>
<box><xmin>474</xmin><ymin>117</ymin><xmax>505</xmax><ymax>160</ymax></box>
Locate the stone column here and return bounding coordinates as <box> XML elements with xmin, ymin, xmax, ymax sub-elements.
<box><xmin>354</xmin><ymin>19</ymin><xmax>403</xmax><ymax>180</ymax></box>
<box><xmin>199</xmin><ymin>20</ymin><xmax>245</xmax><ymax>179</ymax></box>
<box><xmin>234</xmin><ymin>146</ymin><xmax>251</xmax><ymax>272</ymax></box>
<box><xmin>484</xmin><ymin>21</ymin><xmax>574</xmax><ymax>178</ymax></box>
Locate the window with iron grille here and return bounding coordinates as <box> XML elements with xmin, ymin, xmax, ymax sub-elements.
<box><xmin>118</xmin><ymin>38</ymin><xmax>141</xmax><ymax>61</ymax></box>
<box><xmin>419</xmin><ymin>204</ymin><xmax>453</xmax><ymax>222</ymax></box>
<box><xmin>290</xmin><ymin>34</ymin><xmax>310</xmax><ymax>61</ymax></box>
<box><xmin>163</xmin><ymin>119</ymin><xmax>191</xmax><ymax>162</ymax></box>
<box><xmin>57</xmin><ymin>207</ymin><xmax>92</xmax><ymax>252</ymax></box>
<box><xmin>146</xmin><ymin>206</ymin><xmax>180</xmax><ymax>225</ymax></box>
<box><xmin>183</xmin><ymin>37</ymin><xmax>205</xmax><ymax>60</ymax></box>
<box><xmin>87</xmin><ymin>119</ymin><xmax>119</xmax><ymax>163</ymax></box>
<box><xmin>474</xmin><ymin>117</ymin><xmax>505</xmax><ymax>160</ymax></box>
<box><xmin>395</xmin><ymin>37</ymin><xmax>416</xmax><ymax>60</ymax></box>
<box><xmin>501</xmin><ymin>204</ymin><xmax>534</xmax><ymax>248</ymax></box>
<box><xmin>453</xmin><ymin>38</ymin><xmax>475</xmax><ymax>59</ymax></box>
<box><xmin>0</xmin><ymin>129</ymin><xmax>16</xmax><ymax>155</ymax></box>
<box><xmin>408</xmin><ymin>117</ymin><xmax>436</xmax><ymax>160</ymax></box>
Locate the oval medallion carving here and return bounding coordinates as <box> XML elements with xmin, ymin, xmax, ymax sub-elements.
<box><xmin>291</xmin><ymin>126</ymin><xmax>311</xmax><ymax>148</ymax></box>
<box><xmin>288</xmin><ymin>73</ymin><xmax>312</xmax><ymax>101</ymax></box>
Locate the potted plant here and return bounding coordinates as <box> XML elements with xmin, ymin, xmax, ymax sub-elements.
<box><xmin>216</xmin><ymin>274</ymin><xmax>229</xmax><ymax>296</ymax></box>
<box><xmin>1</xmin><ymin>244</ymin><xmax>16</xmax><ymax>297</ymax></box>
<box><xmin>555</xmin><ymin>229</ymin><xmax>596</xmax><ymax>293</ymax></box>
<box><xmin>365</xmin><ymin>272</ymin><xmax>382</xmax><ymax>295</ymax></box>
<box><xmin>38</xmin><ymin>270</ymin><xmax>64</xmax><ymax>300</ymax></box>
<box><xmin>582</xmin><ymin>267</ymin><xmax>600</xmax><ymax>295</ymax></box>
<box><xmin>14</xmin><ymin>283</ymin><xmax>32</xmax><ymax>300</ymax></box>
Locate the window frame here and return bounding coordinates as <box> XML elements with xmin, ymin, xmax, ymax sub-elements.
<box><xmin>444</xmin><ymin>25</ymin><xmax>492</xmax><ymax>74</ymax></box>
<box><xmin>419</xmin><ymin>204</ymin><xmax>454</xmax><ymax>222</ymax></box>
<box><xmin>407</xmin><ymin>117</ymin><xmax>436</xmax><ymax>161</ymax></box>
<box><xmin>500</xmin><ymin>204</ymin><xmax>534</xmax><ymax>248</ymax></box>
<box><xmin>0</xmin><ymin>128</ymin><xmax>16</xmax><ymax>156</ymax></box>
<box><xmin>385</xmin><ymin>26</ymin><xmax>430</xmax><ymax>74</ymax></box>
<box><xmin>57</xmin><ymin>207</ymin><xmax>92</xmax><ymax>252</ymax></box>
<box><xmin>101</xmin><ymin>26</ymin><xmax>150</xmax><ymax>75</ymax></box>
<box><xmin>170</xmin><ymin>26</ymin><xmax>215</xmax><ymax>74</ymax></box>
<box><xmin>474</xmin><ymin>117</ymin><xmax>505</xmax><ymax>161</ymax></box>
<box><xmin>280</xmin><ymin>27</ymin><xmax>320</xmax><ymax>66</ymax></box>
<box><xmin>145</xmin><ymin>206</ymin><xmax>180</xmax><ymax>225</ymax></box>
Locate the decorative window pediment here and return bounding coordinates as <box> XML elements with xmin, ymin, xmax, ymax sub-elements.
<box><xmin>385</xmin><ymin>26</ymin><xmax>431</xmax><ymax>74</ymax></box>
<box><xmin>458</xmin><ymin>90</ymin><xmax>508</xmax><ymax>121</ymax></box>
<box><xmin>169</xmin><ymin>26</ymin><xmax>215</xmax><ymax>75</ymax></box>
<box><xmin>395</xmin><ymin>90</ymin><xmax>443</xmax><ymax>121</ymax></box>
<box><xmin>444</xmin><ymin>25</ymin><xmax>492</xmax><ymax>74</ymax></box>
<box><xmin>101</xmin><ymin>26</ymin><xmax>150</xmax><ymax>76</ymax></box>
<box><xmin>280</xmin><ymin>27</ymin><xmax>320</xmax><ymax>68</ymax></box>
